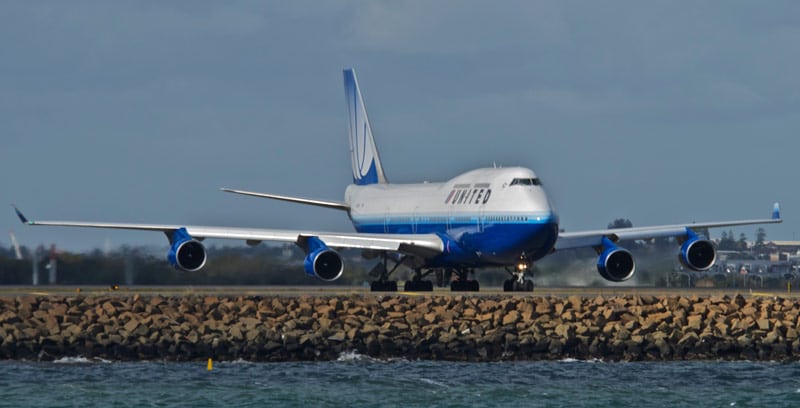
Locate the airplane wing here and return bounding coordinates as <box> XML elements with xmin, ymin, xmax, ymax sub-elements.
<box><xmin>12</xmin><ymin>207</ymin><xmax>443</xmax><ymax>257</ymax></box>
<box><xmin>555</xmin><ymin>203</ymin><xmax>782</xmax><ymax>250</ymax></box>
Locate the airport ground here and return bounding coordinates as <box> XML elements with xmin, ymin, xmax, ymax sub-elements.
<box><xmin>1</xmin><ymin>284</ymin><xmax>798</xmax><ymax>298</ymax></box>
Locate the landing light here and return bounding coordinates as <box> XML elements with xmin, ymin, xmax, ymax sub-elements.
<box><xmin>517</xmin><ymin>262</ymin><xmax>527</xmax><ymax>271</ymax></box>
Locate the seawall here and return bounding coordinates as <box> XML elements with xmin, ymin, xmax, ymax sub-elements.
<box><xmin>1</xmin><ymin>293</ymin><xmax>799</xmax><ymax>361</ymax></box>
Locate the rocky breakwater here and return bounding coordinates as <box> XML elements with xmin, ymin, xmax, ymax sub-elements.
<box><xmin>1</xmin><ymin>293</ymin><xmax>799</xmax><ymax>361</ymax></box>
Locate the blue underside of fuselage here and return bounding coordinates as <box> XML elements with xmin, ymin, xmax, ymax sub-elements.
<box><xmin>352</xmin><ymin>216</ymin><xmax>559</xmax><ymax>268</ymax></box>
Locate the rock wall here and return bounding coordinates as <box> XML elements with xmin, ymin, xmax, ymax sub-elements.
<box><xmin>1</xmin><ymin>294</ymin><xmax>798</xmax><ymax>361</ymax></box>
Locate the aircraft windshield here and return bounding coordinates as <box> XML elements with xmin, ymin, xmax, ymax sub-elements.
<box><xmin>510</xmin><ymin>178</ymin><xmax>541</xmax><ymax>186</ymax></box>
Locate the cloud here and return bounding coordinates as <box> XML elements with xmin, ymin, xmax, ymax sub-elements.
<box><xmin>342</xmin><ymin>1</ymin><xmax>569</xmax><ymax>54</ymax></box>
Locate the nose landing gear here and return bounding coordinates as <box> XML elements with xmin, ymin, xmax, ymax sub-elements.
<box><xmin>503</xmin><ymin>255</ymin><xmax>535</xmax><ymax>292</ymax></box>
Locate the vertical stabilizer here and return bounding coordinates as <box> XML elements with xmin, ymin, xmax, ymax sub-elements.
<box><xmin>344</xmin><ymin>68</ymin><xmax>388</xmax><ymax>185</ymax></box>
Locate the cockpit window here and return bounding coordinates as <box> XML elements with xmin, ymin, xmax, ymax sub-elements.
<box><xmin>510</xmin><ymin>178</ymin><xmax>541</xmax><ymax>186</ymax></box>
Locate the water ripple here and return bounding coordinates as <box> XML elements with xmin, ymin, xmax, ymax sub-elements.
<box><xmin>1</xmin><ymin>360</ymin><xmax>799</xmax><ymax>407</ymax></box>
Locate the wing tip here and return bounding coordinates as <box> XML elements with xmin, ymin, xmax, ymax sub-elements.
<box><xmin>773</xmin><ymin>202</ymin><xmax>781</xmax><ymax>220</ymax></box>
<box><xmin>11</xmin><ymin>204</ymin><xmax>30</xmax><ymax>224</ymax></box>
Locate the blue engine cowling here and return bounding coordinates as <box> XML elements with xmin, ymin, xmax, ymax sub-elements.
<box><xmin>679</xmin><ymin>229</ymin><xmax>716</xmax><ymax>271</ymax></box>
<box><xmin>303</xmin><ymin>237</ymin><xmax>344</xmax><ymax>281</ymax></box>
<box><xmin>167</xmin><ymin>228</ymin><xmax>207</xmax><ymax>272</ymax></box>
<box><xmin>596</xmin><ymin>237</ymin><xmax>636</xmax><ymax>282</ymax></box>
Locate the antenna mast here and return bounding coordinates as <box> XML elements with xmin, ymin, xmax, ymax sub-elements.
<box><xmin>8</xmin><ymin>230</ymin><xmax>22</xmax><ymax>260</ymax></box>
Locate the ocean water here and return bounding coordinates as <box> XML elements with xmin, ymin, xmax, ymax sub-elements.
<box><xmin>1</xmin><ymin>355</ymin><xmax>799</xmax><ymax>407</ymax></box>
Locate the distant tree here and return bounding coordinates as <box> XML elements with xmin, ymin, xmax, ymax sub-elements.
<box><xmin>737</xmin><ymin>232</ymin><xmax>748</xmax><ymax>251</ymax></box>
<box><xmin>755</xmin><ymin>227</ymin><xmax>767</xmax><ymax>247</ymax></box>
<box><xmin>718</xmin><ymin>230</ymin><xmax>737</xmax><ymax>251</ymax></box>
<box><xmin>608</xmin><ymin>218</ymin><xmax>633</xmax><ymax>229</ymax></box>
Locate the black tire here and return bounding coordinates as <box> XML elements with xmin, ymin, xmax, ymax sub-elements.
<box><xmin>451</xmin><ymin>280</ymin><xmax>480</xmax><ymax>291</ymax></box>
<box><xmin>466</xmin><ymin>280</ymin><xmax>480</xmax><ymax>292</ymax></box>
<box><xmin>524</xmin><ymin>280</ymin><xmax>534</xmax><ymax>292</ymax></box>
<box><xmin>405</xmin><ymin>280</ymin><xmax>433</xmax><ymax>292</ymax></box>
<box><xmin>371</xmin><ymin>281</ymin><xmax>398</xmax><ymax>292</ymax></box>
<box><xmin>503</xmin><ymin>279</ymin><xmax>513</xmax><ymax>292</ymax></box>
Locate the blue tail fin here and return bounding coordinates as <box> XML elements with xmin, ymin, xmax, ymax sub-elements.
<box><xmin>344</xmin><ymin>68</ymin><xmax>388</xmax><ymax>185</ymax></box>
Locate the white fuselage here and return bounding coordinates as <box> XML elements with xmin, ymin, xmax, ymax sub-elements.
<box><xmin>344</xmin><ymin>167</ymin><xmax>559</xmax><ymax>267</ymax></box>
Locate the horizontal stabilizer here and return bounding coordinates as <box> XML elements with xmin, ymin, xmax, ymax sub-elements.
<box><xmin>221</xmin><ymin>188</ymin><xmax>350</xmax><ymax>211</ymax></box>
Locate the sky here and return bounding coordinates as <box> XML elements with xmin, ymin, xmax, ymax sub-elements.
<box><xmin>2</xmin><ymin>1</ymin><xmax>799</xmax><ymax>252</ymax></box>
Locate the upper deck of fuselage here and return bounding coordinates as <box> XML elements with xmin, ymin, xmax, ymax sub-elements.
<box><xmin>344</xmin><ymin>167</ymin><xmax>555</xmax><ymax>219</ymax></box>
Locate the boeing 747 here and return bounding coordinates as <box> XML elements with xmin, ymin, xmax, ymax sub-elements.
<box><xmin>14</xmin><ymin>69</ymin><xmax>782</xmax><ymax>291</ymax></box>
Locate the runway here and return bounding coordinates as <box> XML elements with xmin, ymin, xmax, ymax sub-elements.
<box><xmin>1</xmin><ymin>284</ymin><xmax>796</xmax><ymax>298</ymax></box>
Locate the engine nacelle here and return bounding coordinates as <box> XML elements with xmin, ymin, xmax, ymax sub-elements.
<box><xmin>679</xmin><ymin>231</ymin><xmax>716</xmax><ymax>271</ymax></box>
<box><xmin>596</xmin><ymin>237</ymin><xmax>635</xmax><ymax>282</ymax></box>
<box><xmin>167</xmin><ymin>229</ymin><xmax>207</xmax><ymax>272</ymax></box>
<box><xmin>303</xmin><ymin>237</ymin><xmax>344</xmax><ymax>281</ymax></box>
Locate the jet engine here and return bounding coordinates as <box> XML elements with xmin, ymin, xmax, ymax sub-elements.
<box><xmin>167</xmin><ymin>230</ymin><xmax>207</xmax><ymax>272</ymax></box>
<box><xmin>596</xmin><ymin>237</ymin><xmax>635</xmax><ymax>282</ymax></box>
<box><xmin>679</xmin><ymin>229</ymin><xmax>716</xmax><ymax>271</ymax></box>
<box><xmin>303</xmin><ymin>237</ymin><xmax>344</xmax><ymax>281</ymax></box>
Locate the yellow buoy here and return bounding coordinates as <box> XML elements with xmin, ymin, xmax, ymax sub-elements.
<box><xmin>207</xmin><ymin>358</ymin><xmax>213</xmax><ymax>371</ymax></box>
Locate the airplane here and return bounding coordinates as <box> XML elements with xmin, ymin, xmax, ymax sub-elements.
<box><xmin>13</xmin><ymin>68</ymin><xmax>782</xmax><ymax>292</ymax></box>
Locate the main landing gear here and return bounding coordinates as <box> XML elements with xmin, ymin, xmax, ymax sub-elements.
<box><xmin>369</xmin><ymin>255</ymin><xmax>435</xmax><ymax>292</ymax></box>
<box><xmin>404</xmin><ymin>275</ymin><xmax>434</xmax><ymax>292</ymax></box>
<box><xmin>368</xmin><ymin>256</ymin><xmax>401</xmax><ymax>292</ymax></box>
<box><xmin>503</xmin><ymin>255</ymin><xmax>535</xmax><ymax>292</ymax></box>
<box><xmin>367</xmin><ymin>255</ymin><xmax>479</xmax><ymax>292</ymax></box>
<box><xmin>449</xmin><ymin>268</ymin><xmax>480</xmax><ymax>292</ymax></box>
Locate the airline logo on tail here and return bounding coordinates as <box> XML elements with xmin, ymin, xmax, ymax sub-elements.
<box><xmin>344</xmin><ymin>68</ymin><xmax>387</xmax><ymax>185</ymax></box>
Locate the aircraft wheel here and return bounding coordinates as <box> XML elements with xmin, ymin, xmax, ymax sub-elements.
<box><xmin>503</xmin><ymin>279</ymin><xmax>514</xmax><ymax>292</ymax></box>
<box><xmin>451</xmin><ymin>279</ymin><xmax>480</xmax><ymax>292</ymax></box>
<box><xmin>524</xmin><ymin>280</ymin><xmax>534</xmax><ymax>292</ymax></box>
<box><xmin>371</xmin><ymin>281</ymin><xmax>398</xmax><ymax>292</ymax></box>
<box><xmin>469</xmin><ymin>280</ymin><xmax>480</xmax><ymax>291</ymax></box>
<box><xmin>403</xmin><ymin>280</ymin><xmax>416</xmax><ymax>291</ymax></box>
<box><xmin>451</xmin><ymin>280</ymin><xmax>479</xmax><ymax>291</ymax></box>
<box><xmin>404</xmin><ymin>280</ymin><xmax>433</xmax><ymax>292</ymax></box>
